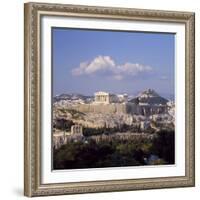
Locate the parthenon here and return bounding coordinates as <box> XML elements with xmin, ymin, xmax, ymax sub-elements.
<box><xmin>94</xmin><ymin>91</ymin><xmax>117</xmax><ymax>104</ymax></box>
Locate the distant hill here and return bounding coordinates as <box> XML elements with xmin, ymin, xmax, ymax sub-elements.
<box><xmin>129</xmin><ymin>89</ymin><xmax>168</xmax><ymax>105</ymax></box>
<box><xmin>53</xmin><ymin>93</ymin><xmax>93</xmax><ymax>103</ymax></box>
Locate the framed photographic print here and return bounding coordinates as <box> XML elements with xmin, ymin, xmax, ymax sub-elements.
<box><xmin>24</xmin><ymin>2</ymin><xmax>195</xmax><ymax>197</ymax></box>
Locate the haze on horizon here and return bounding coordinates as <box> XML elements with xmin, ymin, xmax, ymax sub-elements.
<box><xmin>52</xmin><ymin>28</ymin><xmax>175</xmax><ymax>99</ymax></box>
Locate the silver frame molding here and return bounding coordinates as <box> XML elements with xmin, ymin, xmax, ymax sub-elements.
<box><xmin>24</xmin><ymin>2</ymin><xmax>195</xmax><ymax>197</ymax></box>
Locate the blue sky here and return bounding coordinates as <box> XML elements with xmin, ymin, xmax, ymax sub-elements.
<box><xmin>52</xmin><ymin>28</ymin><xmax>175</xmax><ymax>99</ymax></box>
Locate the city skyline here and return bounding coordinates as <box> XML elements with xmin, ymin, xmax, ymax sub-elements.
<box><xmin>53</xmin><ymin>28</ymin><xmax>175</xmax><ymax>99</ymax></box>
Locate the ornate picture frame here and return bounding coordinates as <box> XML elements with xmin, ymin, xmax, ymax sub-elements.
<box><xmin>24</xmin><ymin>2</ymin><xmax>195</xmax><ymax>197</ymax></box>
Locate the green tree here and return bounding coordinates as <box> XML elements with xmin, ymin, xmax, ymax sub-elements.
<box><xmin>151</xmin><ymin>130</ymin><xmax>175</xmax><ymax>164</ymax></box>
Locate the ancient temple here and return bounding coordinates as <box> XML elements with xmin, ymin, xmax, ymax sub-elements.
<box><xmin>94</xmin><ymin>91</ymin><xmax>117</xmax><ymax>104</ymax></box>
<box><xmin>71</xmin><ymin>124</ymin><xmax>83</xmax><ymax>136</ymax></box>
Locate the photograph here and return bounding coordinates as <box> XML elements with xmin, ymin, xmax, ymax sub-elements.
<box><xmin>24</xmin><ymin>3</ymin><xmax>195</xmax><ymax>196</ymax></box>
<box><xmin>52</xmin><ymin>28</ymin><xmax>175</xmax><ymax>170</ymax></box>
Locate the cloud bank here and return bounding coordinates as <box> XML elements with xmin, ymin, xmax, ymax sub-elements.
<box><xmin>71</xmin><ymin>55</ymin><xmax>152</xmax><ymax>80</ymax></box>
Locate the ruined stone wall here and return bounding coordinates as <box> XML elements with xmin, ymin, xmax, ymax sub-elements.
<box><xmin>71</xmin><ymin>103</ymin><xmax>168</xmax><ymax>116</ymax></box>
<box><xmin>72</xmin><ymin>103</ymin><xmax>139</xmax><ymax>114</ymax></box>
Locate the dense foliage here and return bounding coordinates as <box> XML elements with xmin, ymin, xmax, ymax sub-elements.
<box><xmin>53</xmin><ymin>130</ymin><xmax>174</xmax><ymax>169</ymax></box>
<box><xmin>53</xmin><ymin>118</ymin><xmax>74</xmax><ymax>131</ymax></box>
<box><xmin>82</xmin><ymin>124</ymin><xmax>142</xmax><ymax>136</ymax></box>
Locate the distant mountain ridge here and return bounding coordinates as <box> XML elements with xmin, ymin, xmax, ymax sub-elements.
<box><xmin>53</xmin><ymin>93</ymin><xmax>93</xmax><ymax>103</ymax></box>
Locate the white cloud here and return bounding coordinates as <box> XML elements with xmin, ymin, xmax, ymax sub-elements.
<box><xmin>71</xmin><ymin>55</ymin><xmax>152</xmax><ymax>80</ymax></box>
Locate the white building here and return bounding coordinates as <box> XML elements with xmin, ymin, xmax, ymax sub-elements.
<box><xmin>94</xmin><ymin>91</ymin><xmax>118</xmax><ymax>104</ymax></box>
<box><xmin>117</xmin><ymin>94</ymin><xmax>128</xmax><ymax>103</ymax></box>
